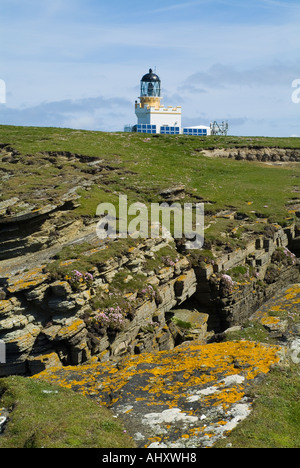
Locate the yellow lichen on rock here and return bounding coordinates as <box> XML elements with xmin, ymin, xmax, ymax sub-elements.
<box><xmin>33</xmin><ymin>340</ymin><xmax>281</xmax><ymax>409</ymax></box>
<box><xmin>7</xmin><ymin>267</ymin><xmax>48</xmax><ymax>293</ymax></box>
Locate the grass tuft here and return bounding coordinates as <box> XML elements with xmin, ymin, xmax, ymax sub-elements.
<box><xmin>0</xmin><ymin>376</ymin><xmax>135</xmax><ymax>448</ymax></box>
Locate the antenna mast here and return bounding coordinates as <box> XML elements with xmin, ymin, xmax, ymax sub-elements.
<box><xmin>210</xmin><ymin>121</ymin><xmax>229</xmax><ymax>136</ymax></box>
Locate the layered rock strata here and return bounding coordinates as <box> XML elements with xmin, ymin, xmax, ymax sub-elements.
<box><xmin>0</xmin><ymin>221</ymin><xmax>299</xmax><ymax>377</ymax></box>
<box><xmin>0</xmin><ymin>237</ymin><xmax>200</xmax><ymax>376</ymax></box>
<box><xmin>200</xmin><ymin>147</ymin><xmax>300</xmax><ymax>162</ymax></box>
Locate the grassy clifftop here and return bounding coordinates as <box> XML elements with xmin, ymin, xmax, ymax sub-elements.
<box><xmin>0</xmin><ymin>125</ymin><xmax>299</xmax><ymax>243</ymax></box>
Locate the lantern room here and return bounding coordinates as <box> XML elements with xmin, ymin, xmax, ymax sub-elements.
<box><xmin>140</xmin><ymin>69</ymin><xmax>161</xmax><ymax>97</ymax></box>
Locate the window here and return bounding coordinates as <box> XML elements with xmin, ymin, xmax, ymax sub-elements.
<box><xmin>161</xmin><ymin>126</ymin><xmax>180</xmax><ymax>135</ymax></box>
<box><xmin>183</xmin><ymin>127</ymin><xmax>208</xmax><ymax>136</ymax></box>
<box><xmin>137</xmin><ymin>124</ymin><xmax>156</xmax><ymax>134</ymax></box>
<box><xmin>140</xmin><ymin>81</ymin><xmax>161</xmax><ymax>97</ymax></box>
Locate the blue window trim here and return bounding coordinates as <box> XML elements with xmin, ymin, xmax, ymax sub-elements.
<box><xmin>183</xmin><ymin>128</ymin><xmax>208</xmax><ymax>136</ymax></box>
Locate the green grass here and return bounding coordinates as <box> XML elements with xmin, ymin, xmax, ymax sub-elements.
<box><xmin>0</xmin><ymin>376</ymin><xmax>136</xmax><ymax>448</ymax></box>
<box><xmin>46</xmin><ymin>235</ymin><xmax>179</xmax><ymax>282</ymax></box>
<box><xmin>0</xmin><ymin>126</ymin><xmax>299</xmax><ymax>229</ymax></box>
<box><xmin>171</xmin><ymin>317</ymin><xmax>193</xmax><ymax>330</ymax></box>
<box><xmin>46</xmin><ymin>236</ymin><xmax>137</xmax><ymax>278</ymax></box>
<box><xmin>224</xmin><ymin>321</ymin><xmax>275</xmax><ymax>343</ymax></box>
<box><xmin>217</xmin><ymin>315</ymin><xmax>300</xmax><ymax>448</ymax></box>
<box><xmin>1</xmin><ymin>125</ymin><xmax>300</xmax><ymax>154</ymax></box>
<box><xmin>214</xmin><ymin>362</ymin><xmax>300</xmax><ymax>448</ymax></box>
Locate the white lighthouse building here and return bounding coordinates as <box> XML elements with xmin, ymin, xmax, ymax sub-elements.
<box><xmin>135</xmin><ymin>69</ymin><xmax>182</xmax><ymax>135</ymax></box>
<box><xmin>124</xmin><ymin>68</ymin><xmax>213</xmax><ymax>136</ymax></box>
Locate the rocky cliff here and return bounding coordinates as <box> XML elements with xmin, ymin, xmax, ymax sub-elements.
<box><xmin>201</xmin><ymin>146</ymin><xmax>300</xmax><ymax>162</ymax></box>
<box><xmin>1</xmin><ymin>212</ymin><xmax>299</xmax><ymax>377</ymax></box>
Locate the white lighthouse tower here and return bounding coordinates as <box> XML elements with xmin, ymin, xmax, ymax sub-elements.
<box><xmin>135</xmin><ymin>68</ymin><xmax>182</xmax><ymax>135</ymax></box>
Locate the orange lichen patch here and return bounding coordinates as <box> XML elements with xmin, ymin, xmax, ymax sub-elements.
<box><xmin>206</xmin><ymin>387</ymin><xmax>246</xmax><ymax>410</ymax></box>
<box><xmin>56</xmin><ymin>319</ymin><xmax>85</xmax><ymax>340</ymax></box>
<box><xmin>189</xmin><ymin>426</ymin><xmax>204</xmax><ymax>435</ymax></box>
<box><xmin>83</xmin><ymin>247</ymin><xmax>103</xmax><ymax>256</ymax></box>
<box><xmin>59</xmin><ymin>259</ymin><xmax>78</xmax><ymax>267</ymax></box>
<box><xmin>269</xmin><ymin>305</ymin><xmax>282</xmax><ymax>312</ymax></box>
<box><xmin>175</xmin><ymin>274</ymin><xmax>187</xmax><ymax>282</ymax></box>
<box><xmin>283</xmin><ymin>285</ymin><xmax>300</xmax><ymax>301</ymax></box>
<box><xmin>251</xmin><ymin>284</ymin><xmax>300</xmax><ymax>327</ymax></box>
<box><xmin>285</xmin><ymin>293</ymin><xmax>298</xmax><ymax>301</ymax></box>
<box><xmin>147</xmin><ymin>436</ymin><xmax>162</xmax><ymax>444</ymax></box>
<box><xmin>260</xmin><ymin>314</ymin><xmax>281</xmax><ymax>326</ymax></box>
<box><xmin>28</xmin><ymin>352</ymin><xmax>63</xmax><ymax>370</ymax></box>
<box><xmin>7</xmin><ymin>266</ymin><xmax>48</xmax><ymax>293</ymax></box>
<box><xmin>33</xmin><ymin>340</ymin><xmax>281</xmax><ymax>412</ymax></box>
<box><xmin>32</xmin><ymin>340</ymin><xmax>282</xmax><ymax>447</ymax></box>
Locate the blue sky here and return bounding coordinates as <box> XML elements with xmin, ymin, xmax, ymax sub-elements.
<box><xmin>1</xmin><ymin>0</ymin><xmax>300</xmax><ymax>136</ymax></box>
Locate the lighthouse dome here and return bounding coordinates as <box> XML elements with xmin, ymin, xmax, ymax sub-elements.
<box><xmin>140</xmin><ymin>69</ymin><xmax>161</xmax><ymax>97</ymax></box>
<box><xmin>141</xmin><ymin>68</ymin><xmax>160</xmax><ymax>83</ymax></box>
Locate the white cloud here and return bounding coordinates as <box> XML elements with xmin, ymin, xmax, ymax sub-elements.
<box><xmin>183</xmin><ymin>61</ymin><xmax>300</xmax><ymax>89</ymax></box>
<box><xmin>1</xmin><ymin>0</ymin><xmax>300</xmax><ymax>136</ymax></box>
<box><xmin>1</xmin><ymin>95</ymin><xmax>132</xmax><ymax>131</ymax></box>
<box><xmin>62</xmin><ymin>114</ymin><xmax>98</xmax><ymax>130</ymax></box>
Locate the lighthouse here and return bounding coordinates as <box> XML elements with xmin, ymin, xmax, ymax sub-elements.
<box><xmin>123</xmin><ymin>68</ymin><xmax>213</xmax><ymax>136</ymax></box>
<box><xmin>135</xmin><ymin>69</ymin><xmax>182</xmax><ymax>135</ymax></box>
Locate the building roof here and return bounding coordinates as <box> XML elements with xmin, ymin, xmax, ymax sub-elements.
<box><xmin>183</xmin><ymin>125</ymin><xmax>210</xmax><ymax>129</ymax></box>
<box><xmin>141</xmin><ymin>68</ymin><xmax>160</xmax><ymax>82</ymax></box>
